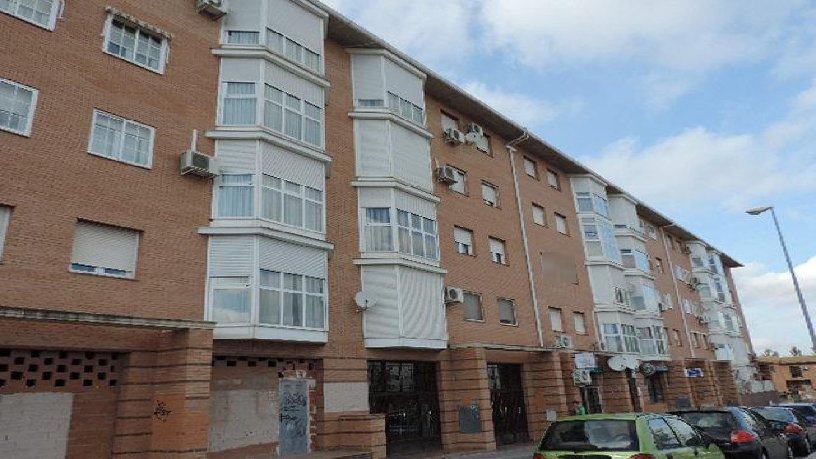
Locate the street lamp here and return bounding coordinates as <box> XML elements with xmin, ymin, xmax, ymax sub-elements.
<box><xmin>746</xmin><ymin>205</ymin><xmax>816</xmax><ymax>353</ymax></box>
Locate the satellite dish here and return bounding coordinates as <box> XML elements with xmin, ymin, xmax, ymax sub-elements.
<box><xmin>623</xmin><ymin>355</ymin><xmax>640</xmax><ymax>370</ymax></box>
<box><xmin>608</xmin><ymin>355</ymin><xmax>626</xmax><ymax>372</ymax></box>
<box><xmin>641</xmin><ymin>362</ymin><xmax>656</xmax><ymax>377</ymax></box>
<box><xmin>354</xmin><ymin>291</ymin><xmax>377</xmax><ymax>310</ymax></box>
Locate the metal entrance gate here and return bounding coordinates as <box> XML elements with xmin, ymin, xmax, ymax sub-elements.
<box><xmin>368</xmin><ymin>361</ymin><xmax>441</xmax><ymax>456</ymax></box>
<box><xmin>488</xmin><ymin>363</ymin><xmax>529</xmax><ymax>446</ymax></box>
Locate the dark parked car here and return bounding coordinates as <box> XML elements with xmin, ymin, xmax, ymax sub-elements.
<box><xmin>752</xmin><ymin>406</ymin><xmax>815</xmax><ymax>456</ymax></box>
<box><xmin>671</xmin><ymin>407</ymin><xmax>791</xmax><ymax>459</ymax></box>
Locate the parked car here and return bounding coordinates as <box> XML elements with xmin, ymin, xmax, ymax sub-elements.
<box><xmin>671</xmin><ymin>407</ymin><xmax>791</xmax><ymax>459</ymax></box>
<box><xmin>534</xmin><ymin>413</ymin><xmax>725</xmax><ymax>459</ymax></box>
<box><xmin>779</xmin><ymin>403</ymin><xmax>816</xmax><ymax>438</ymax></box>
<box><xmin>752</xmin><ymin>406</ymin><xmax>814</xmax><ymax>456</ymax></box>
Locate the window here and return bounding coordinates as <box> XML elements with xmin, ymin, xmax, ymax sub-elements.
<box><xmin>523</xmin><ymin>157</ymin><xmax>538</xmax><ymax>178</ymax></box>
<box><xmin>0</xmin><ymin>78</ymin><xmax>38</xmax><ymax>136</ymax></box>
<box><xmin>575</xmin><ymin>192</ymin><xmax>610</xmax><ymax>218</ymax></box>
<box><xmin>602</xmin><ymin>323</ymin><xmax>623</xmax><ymax>352</ymax></box>
<box><xmin>449</xmin><ymin>166</ymin><xmax>467</xmax><ymax>194</ymax></box>
<box><xmin>498</xmin><ymin>298</ymin><xmax>516</xmax><ymax>325</ymax></box>
<box><xmin>104</xmin><ymin>17</ymin><xmax>168</xmax><ymax>73</ymax></box>
<box><xmin>666</xmin><ymin>234</ymin><xmax>675</xmax><ymax>250</ymax></box>
<box><xmin>574</xmin><ymin>312</ymin><xmax>587</xmax><ymax>335</ymax></box>
<box><xmin>222</xmin><ymin>82</ymin><xmax>257</xmax><ymax>125</ymax></box>
<box><xmin>548</xmin><ymin>307</ymin><xmax>563</xmax><ymax>331</ymax></box>
<box><xmin>265</xmin><ymin>28</ymin><xmax>322</xmax><ymax>72</ymax></box>
<box><xmin>70</xmin><ymin>221</ymin><xmax>140</xmax><ymax>278</ymax></box>
<box><xmin>475</xmin><ymin>133</ymin><xmax>492</xmax><ymax>155</ymax></box>
<box><xmin>654</xmin><ymin>326</ymin><xmax>668</xmax><ymax>354</ymax></box>
<box><xmin>647</xmin><ymin>374</ymin><xmax>666</xmax><ymax>403</ymax></box>
<box><xmin>532</xmin><ymin>204</ymin><xmax>546</xmax><ymax>226</ymax></box>
<box><xmin>644</xmin><ymin>222</ymin><xmax>658</xmax><ymax>239</ymax></box>
<box><xmin>546</xmin><ymin>169</ymin><xmax>560</xmax><ymax>189</ymax></box>
<box><xmin>88</xmin><ymin>110</ymin><xmax>154</xmax><ymax>167</ymax></box>
<box><xmin>210</xmin><ymin>277</ymin><xmax>251</xmax><ymax>323</ymax></box>
<box><xmin>441</xmin><ymin>111</ymin><xmax>458</xmax><ymax>132</ymax></box>
<box><xmin>226</xmin><ymin>30</ymin><xmax>260</xmax><ymax>44</ymax></box>
<box><xmin>0</xmin><ymin>205</ymin><xmax>11</xmax><ymax>260</ymax></box>
<box><xmin>364</xmin><ymin>208</ymin><xmax>393</xmax><ymax>252</ymax></box>
<box><xmin>621</xmin><ymin>249</ymin><xmax>650</xmax><ymax>272</ymax></box>
<box><xmin>261</xmin><ymin>175</ymin><xmax>324</xmax><ymax>231</ymax></box>
<box><xmin>217</xmin><ymin>174</ymin><xmax>254</xmax><ymax>217</ymax></box>
<box><xmin>555</xmin><ymin>213</ymin><xmax>568</xmax><ymax>234</ymax></box>
<box><xmin>388</xmin><ymin>91</ymin><xmax>424</xmax><ymax>126</ymax></box>
<box><xmin>691</xmin><ymin>332</ymin><xmax>702</xmax><ymax>348</ymax></box>
<box><xmin>463</xmin><ymin>292</ymin><xmax>483</xmax><ymax>321</ymax></box>
<box><xmin>454</xmin><ymin>227</ymin><xmax>474</xmax><ymax>255</ymax></box>
<box><xmin>264</xmin><ymin>84</ymin><xmax>322</xmax><ymax>147</ymax></box>
<box><xmin>648</xmin><ymin>418</ymin><xmax>681</xmax><ymax>450</ymax></box>
<box><xmin>481</xmin><ymin>181</ymin><xmax>499</xmax><ymax>207</ymax></box>
<box><xmin>489</xmin><ymin>237</ymin><xmax>506</xmax><ymax>264</ymax></box>
<box><xmin>397</xmin><ymin>210</ymin><xmax>438</xmax><ymax>260</ymax></box>
<box><xmin>665</xmin><ymin>418</ymin><xmax>703</xmax><ymax>447</ymax></box>
<box><xmin>654</xmin><ymin>257</ymin><xmax>664</xmax><ymax>273</ymax></box>
<box><xmin>259</xmin><ymin>270</ymin><xmax>325</xmax><ymax>328</ymax></box>
<box><xmin>672</xmin><ymin>329</ymin><xmax>682</xmax><ymax>347</ymax></box>
<box><xmin>622</xmin><ymin>324</ymin><xmax>639</xmax><ymax>352</ymax></box>
<box><xmin>791</xmin><ymin>366</ymin><xmax>804</xmax><ymax>378</ymax></box>
<box><xmin>1</xmin><ymin>0</ymin><xmax>58</xmax><ymax>29</ymax></box>
<box><xmin>637</xmin><ymin>327</ymin><xmax>657</xmax><ymax>355</ymax></box>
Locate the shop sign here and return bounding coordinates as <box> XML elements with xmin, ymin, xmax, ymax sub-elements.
<box><xmin>574</xmin><ymin>352</ymin><xmax>597</xmax><ymax>369</ymax></box>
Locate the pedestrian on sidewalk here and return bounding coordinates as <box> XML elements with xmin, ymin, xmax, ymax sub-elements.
<box><xmin>573</xmin><ymin>399</ymin><xmax>587</xmax><ymax>415</ymax></box>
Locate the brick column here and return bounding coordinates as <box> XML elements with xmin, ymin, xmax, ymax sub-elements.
<box><xmin>665</xmin><ymin>360</ymin><xmax>693</xmax><ymax>409</ymax></box>
<box><xmin>522</xmin><ymin>352</ymin><xmax>568</xmax><ymax>440</ymax></box>
<box><xmin>713</xmin><ymin>361</ymin><xmax>739</xmax><ymax>406</ymax></box>
<box><xmin>438</xmin><ymin>348</ymin><xmax>494</xmax><ymax>454</ymax></box>
<box><xmin>687</xmin><ymin>359</ymin><xmax>718</xmax><ymax>407</ymax></box>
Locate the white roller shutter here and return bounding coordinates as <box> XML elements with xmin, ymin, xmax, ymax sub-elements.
<box><xmin>453</xmin><ymin>227</ymin><xmax>472</xmax><ymax>246</ymax></box>
<box><xmin>71</xmin><ymin>221</ymin><xmax>140</xmax><ymax>275</ymax></box>
<box><xmin>0</xmin><ymin>206</ymin><xmax>10</xmax><ymax>260</ymax></box>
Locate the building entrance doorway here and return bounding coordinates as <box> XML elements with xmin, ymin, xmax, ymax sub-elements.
<box><xmin>488</xmin><ymin>363</ymin><xmax>529</xmax><ymax>445</ymax></box>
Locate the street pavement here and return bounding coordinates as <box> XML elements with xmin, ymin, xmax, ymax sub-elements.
<box><xmin>439</xmin><ymin>443</ymin><xmax>536</xmax><ymax>459</ymax></box>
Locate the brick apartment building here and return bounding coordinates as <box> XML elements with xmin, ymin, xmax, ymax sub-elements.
<box><xmin>0</xmin><ymin>0</ymin><xmax>764</xmax><ymax>458</ymax></box>
<box><xmin>758</xmin><ymin>355</ymin><xmax>816</xmax><ymax>401</ymax></box>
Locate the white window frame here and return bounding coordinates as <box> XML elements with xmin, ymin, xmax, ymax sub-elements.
<box><xmin>210</xmin><ymin>276</ymin><xmax>252</xmax><ymax>324</ymax></box>
<box><xmin>259</xmin><ymin>270</ymin><xmax>326</xmax><ymax>329</ymax></box>
<box><xmin>259</xmin><ymin>174</ymin><xmax>324</xmax><ymax>232</ymax></box>
<box><xmin>387</xmin><ymin>91</ymin><xmax>424</xmax><ymax>126</ymax></box>
<box><xmin>449</xmin><ymin>166</ymin><xmax>467</xmax><ymax>194</ymax></box>
<box><xmin>548</xmin><ymin>307</ymin><xmax>563</xmax><ymax>332</ymax></box>
<box><xmin>264</xmin><ymin>28</ymin><xmax>322</xmax><ymax>73</ymax></box>
<box><xmin>532</xmin><ymin>203</ymin><xmax>546</xmax><ymax>226</ymax></box>
<box><xmin>87</xmin><ymin>110</ymin><xmax>155</xmax><ymax>168</ymax></box>
<box><xmin>102</xmin><ymin>13</ymin><xmax>169</xmax><ymax>74</ymax></box>
<box><xmin>0</xmin><ymin>78</ymin><xmax>39</xmax><ymax>137</ymax></box>
<box><xmin>454</xmin><ymin>226</ymin><xmax>474</xmax><ymax>256</ymax></box>
<box><xmin>498</xmin><ymin>298</ymin><xmax>517</xmax><ymax>326</ymax></box>
<box><xmin>488</xmin><ymin>237</ymin><xmax>507</xmax><ymax>264</ymax></box>
<box><xmin>546</xmin><ymin>169</ymin><xmax>560</xmax><ymax>189</ymax></box>
<box><xmin>602</xmin><ymin>323</ymin><xmax>623</xmax><ymax>352</ymax></box>
<box><xmin>217</xmin><ymin>174</ymin><xmax>254</xmax><ymax>218</ymax></box>
<box><xmin>224</xmin><ymin>30</ymin><xmax>261</xmax><ymax>45</ymax></box>
<box><xmin>573</xmin><ymin>312</ymin><xmax>587</xmax><ymax>335</ymax></box>
<box><xmin>396</xmin><ymin>209</ymin><xmax>439</xmax><ymax>260</ymax></box>
<box><xmin>523</xmin><ymin>157</ymin><xmax>538</xmax><ymax>178</ymax></box>
<box><xmin>69</xmin><ymin>221</ymin><xmax>140</xmax><ymax>279</ymax></box>
<box><xmin>462</xmin><ymin>291</ymin><xmax>484</xmax><ymax>322</ymax></box>
<box><xmin>555</xmin><ymin>213</ymin><xmax>568</xmax><ymax>235</ymax></box>
<box><xmin>481</xmin><ymin>181</ymin><xmax>499</xmax><ymax>207</ymax></box>
<box><xmin>0</xmin><ymin>205</ymin><xmax>11</xmax><ymax>261</ymax></box>
<box><xmin>0</xmin><ymin>0</ymin><xmax>60</xmax><ymax>30</ymax></box>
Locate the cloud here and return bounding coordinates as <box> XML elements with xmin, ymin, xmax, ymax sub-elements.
<box><xmin>460</xmin><ymin>81</ymin><xmax>583</xmax><ymax>126</ymax></box>
<box><xmin>733</xmin><ymin>256</ymin><xmax>816</xmax><ymax>354</ymax></box>
<box><xmin>582</xmin><ymin>80</ymin><xmax>816</xmax><ymax>212</ymax></box>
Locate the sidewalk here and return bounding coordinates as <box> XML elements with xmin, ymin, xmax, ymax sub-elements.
<box><xmin>425</xmin><ymin>443</ymin><xmax>536</xmax><ymax>459</ymax></box>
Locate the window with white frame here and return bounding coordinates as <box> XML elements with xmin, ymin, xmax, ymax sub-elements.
<box><xmin>574</xmin><ymin>312</ymin><xmax>587</xmax><ymax>335</ymax></box>
<box><xmin>0</xmin><ymin>78</ymin><xmax>38</xmax><ymax>136</ymax></box>
<box><xmin>489</xmin><ymin>237</ymin><xmax>506</xmax><ymax>264</ymax></box>
<box><xmin>397</xmin><ymin>210</ymin><xmax>438</xmax><ymax>260</ymax></box>
<box><xmin>104</xmin><ymin>16</ymin><xmax>168</xmax><ymax>73</ymax></box>
<box><xmin>388</xmin><ymin>91</ymin><xmax>424</xmax><ymax>126</ymax></box>
<box><xmin>602</xmin><ymin>323</ymin><xmax>623</xmax><ymax>352</ymax></box>
<box><xmin>217</xmin><ymin>174</ymin><xmax>254</xmax><ymax>217</ymax></box>
<box><xmin>637</xmin><ymin>327</ymin><xmax>657</xmax><ymax>355</ymax></box>
<box><xmin>454</xmin><ymin>226</ymin><xmax>474</xmax><ymax>255</ymax></box>
<box><xmin>523</xmin><ymin>157</ymin><xmax>538</xmax><ymax>178</ymax></box>
<box><xmin>575</xmin><ymin>192</ymin><xmax>610</xmax><ymax>218</ymax></box>
<box><xmin>672</xmin><ymin>329</ymin><xmax>682</xmax><ymax>347</ymax></box>
<box><xmin>644</xmin><ymin>222</ymin><xmax>658</xmax><ymax>239</ymax></box>
<box><xmin>481</xmin><ymin>181</ymin><xmax>499</xmax><ymax>207</ymax></box>
<box><xmin>70</xmin><ymin>221</ymin><xmax>140</xmax><ymax>278</ymax></box>
<box><xmin>463</xmin><ymin>292</ymin><xmax>483</xmax><ymax>321</ymax></box>
<box><xmin>263</xmin><ymin>84</ymin><xmax>322</xmax><ymax>147</ymax></box>
<box><xmin>546</xmin><ymin>169</ymin><xmax>560</xmax><ymax>189</ymax></box>
<box><xmin>259</xmin><ymin>270</ymin><xmax>325</xmax><ymax>328</ymax></box>
<box><xmin>1</xmin><ymin>0</ymin><xmax>59</xmax><ymax>29</ymax></box>
<box><xmin>475</xmin><ymin>133</ymin><xmax>492</xmax><ymax>155</ymax></box>
<box><xmin>210</xmin><ymin>276</ymin><xmax>251</xmax><ymax>323</ymax></box>
<box><xmin>89</xmin><ymin>110</ymin><xmax>154</xmax><ymax>167</ymax></box>
<box><xmin>613</xmin><ymin>286</ymin><xmax>630</xmax><ymax>306</ymax></box>
<box><xmin>267</xmin><ymin>31</ymin><xmax>321</xmax><ymax>73</ymax></box>
<box><xmin>498</xmin><ymin>298</ymin><xmax>517</xmax><ymax>325</ymax></box>
<box><xmin>441</xmin><ymin>112</ymin><xmax>458</xmax><ymax>132</ymax></box>
<box><xmin>654</xmin><ymin>326</ymin><xmax>668</xmax><ymax>354</ymax></box>
<box><xmin>682</xmin><ymin>298</ymin><xmax>692</xmax><ymax>314</ymax></box>
<box><xmin>713</xmin><ymin>278</ymin><xmax>726</xmax><ymax>302</ymax></box>
<box><xmin>261</xmin><ymin>175</ymin><xmax>324</xmax><ymax>231</ymax></box>
<box><xmin>225</xmin><ymin>30</ymin><xmax>260</xmax><ymax>44</ymax></box>
<box><xmin>364</xmin><ymin>208</ymin><xmax>393</xmax><ymax>252</ymax></box>
<box><xmin>555</xmin><ymin>213</ymin><xmax>568</xmax><ymax>234</ymax></box>
<box><xmin>622</xmin><ymin>324</ymin><xmax>639</xmax><ymax>352</ymax></box>
<box><xmin>548</xmin><ymin>307</ymin><xmax>563</xmax><ymax>331</ymax></box>
<box><xmin>0</xmin><ymin>205</ymin><xmax>11</xmax><ymax>261</ymax></box>
<box><xmin>449</xmin><ymin>166</ymin><xmax>467</xmax><ymax>194</ymax></box>
<box><xmin>620</xmin><ymin>248</ymin><xmax>650</xmax><ymax>272</ymax></box>
<box><xmin>532</xmin><ymin>204</ymin><xmax>546</xmax><ymax>226</ymax></box>
<box><xmin>222</xmin><ymin>82</ymin><xmax>257</xmax><ymax>125</ymax></box>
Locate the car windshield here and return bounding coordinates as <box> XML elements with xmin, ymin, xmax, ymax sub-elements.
<box><xmin>783</xmin><ymin>405</ymin><xmax>816</xmax><ymax>418</ymax></box>
<box><xmin>540</xmin><ymin>419</ymin><xmax>640</xmax><ymax>452</ymax></box>
<box><xmin>675</xmin><ymin>412</ymin><xmax>737</xmax><ymax>432</ymax></box>
<box><xmin>753</xmin><ymin>407</ymin><xmax>796</xmax><ymax>423</ymax></box>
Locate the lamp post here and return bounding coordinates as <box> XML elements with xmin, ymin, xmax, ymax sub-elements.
<box><xmin>746</xmin><ymin>206</ymin><xmax>816</xmax><ymax>353</ymax></box>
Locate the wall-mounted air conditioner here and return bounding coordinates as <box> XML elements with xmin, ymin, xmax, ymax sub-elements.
<box><xmin>467</xmin><ymin>123</ymin><xmax>484</xmax><ymax>137</ymax></box>
<box><xmin>196</xmin><ymin>0</ymin><xmax>227</xmax><ymax>19</ymax></box>
<box><xmin>436</xmin><ymin>165</ymin><xmax>457</xmax><ymax>184</ymax></box>
<box><xmin>444</xmin><ymin>287</ymin><xmax>464</xmax><ymax>304</ymax></box>
<box><xmin>443</xmin><ymin>127</ymin><xmax>465</xmax><ymax>145</ymax></box>
<box><xmin>180</xmin><ymin>150</ymin><xmax>218</xmax><ymax>178</ymax></box>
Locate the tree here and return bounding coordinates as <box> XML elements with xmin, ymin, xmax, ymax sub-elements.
<box><xmin>763</xmin><ymin>349</ymin><xmax>780</xmax><ymax>357</ymax></box>
<box><xmin>790</xmin><ymin>346</ymin><xmax>803</xmax><ymax>356</ymax></box>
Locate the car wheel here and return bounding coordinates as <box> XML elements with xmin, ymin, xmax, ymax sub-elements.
<box><xmin>761</xmin><ymin>450</ymin><xmax>769</xmax><ymax>459</ymax></box>
<box><xmin>806</xmin><ymin>437</ymin><xmax>813</xmax><ymax>455</ymax></box>
<box><xmin>787</xmin><ymin>443</ymin><xmax>794</xmax><ymax>459</ymax></box>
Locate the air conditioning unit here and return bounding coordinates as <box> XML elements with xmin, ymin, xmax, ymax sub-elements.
<box><xmin>657</xmin><ymin>302</ymin><xmax>667</xmax><ymax>312</ymax></box>
<box><xmin>195</xmin><ymin>0</ymin><xmax>227</xmax><ymax>19</ymax></box>
<box><xmin>180</xmin><ymin>150</ymin><xmax>218</xmax><ymax>178</ymax></box>
<box><xmin>560</xmin><ymin>335</ymin><xmax>574</xmax><ymax>349</ymax></box>
<box><xmin>467</xmin><ymin>123</ymin><xmax>484</xmax><ymax>137</ymax></box>
<box><xmin>572</xmin><ymin>369</ymin><xmax>591</xmax><ymax>385</ymax></box>
<box><xmin>552</xmin><ymin>336</ymin><xmax>564</xmax><ymax>349</ymax></box>
<box><xmin>444</xmin><ymin>287</ymin><xmax>464</xmax><ymax>304</ymax></box>
<box><xmin>443</xmin><ymin>127</ymin><xmax>465</xmax><ymax>145</ymax></box>
<box><xmin>436</xmin><ymin>166</ymin><xmax>457</xmax><ymax>184</ymax></box>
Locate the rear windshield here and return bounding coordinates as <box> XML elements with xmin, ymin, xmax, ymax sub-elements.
<box><xmin>784</xmin><ymin>405</ymin><xmax>816</xmax><ymax>417</ymax></box>
<box><xmin>540</xmin><ymin>420</ymin><xmax>639</xmax><ymax>452</ymax></box>
<box><xmin>675</xmin><ymin>412</ymin><xmax>737</xmax><ymax>431</ymax></box>
<box><xmin>753</xmin><ymin>407</ymin><xmax>795</xmax><ymax>422</ymax></box>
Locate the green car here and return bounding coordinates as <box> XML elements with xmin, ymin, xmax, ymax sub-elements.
<box><xmin>534</xmin><ymin>413</ymin><xmax>726</xmax><ymax>459</ymax></box>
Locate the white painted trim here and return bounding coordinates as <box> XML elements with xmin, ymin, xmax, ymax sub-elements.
<box><xmin>0</xmin><ymin>78</ymin><xmax>38</xmax><ymax>137</ymax></box>
<box><xmin>214</xmin><ymin>324</ymin><xmax>328</xmax><ymax>342</ymax></box>
<box><xmin>352</xmin><ymin>257</ymin><xmax>447</xmax><ymax>274</ymax></box>
<box><xmin>351</xmin><ymin>179</ymin><xmax>440</xmax><ymax>203</ymax></box>
<box><xmin>87</xmin><ymin>109</ymin><xmax>155</xmax><ymax>169</ymax></box>
<box><xmin>346</xmin><ymin>48</ymin><xmax>427</xmax><ymax>80</ymax></box>
<box><xmin>199</xmin><ymin>226</ymin><xmax>334</xmax><ymax>251</ymax></box>
<box><xmin>207</xmin><ymin>128</ymin><xmax>333</xmax><ymax>164</ymax></box>
<box><xmin>348</xmin><ymin>110</ymin><xmax>433</xmax><ymax>139</ymax></box>
<box><xmin>101</xmin><ymin>13</ymin><xmax>169</xmax><ymax>74</ymax></box>
<box><xmin>364</xmin><ymin>337</ymin><xmax>446</xmax><ymax>349</ymax></box>
<box><xmin>212</xmin><ymin>48</ymin><xmax>330</xmax><ymax>87</ymax></box>
<box><xmin>0</xmin><ymin>0</ymin><xmax>59</xmax><ymax>30</ymax></box>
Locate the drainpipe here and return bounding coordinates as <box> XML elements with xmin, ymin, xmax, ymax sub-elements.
<box><xmin>506</xmin><ymin>129</ymin><xmax>545</xmax><ymax>348</ymax></box>
<box><xmin>660</xmin><ymin>224</ymin><xmax>696</xmax><ymax>357</ymax></box>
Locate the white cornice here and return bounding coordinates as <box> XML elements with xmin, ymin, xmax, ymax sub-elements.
<box><xmin>199</xmin><ymin>226</ymin><xmax>334</xmax><ymax>251</ymax></box>
<box><xmin>348</xmin><ymin>110</ymin><xmax>434</xmax><ymax>139</ymax></box>
<box><xmin>206</xmin><ymin>128</ymin><xmax>333</xmax><ymax>164</ymax></box>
